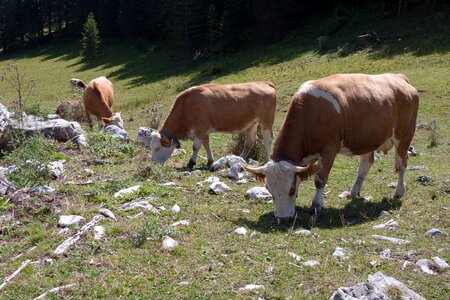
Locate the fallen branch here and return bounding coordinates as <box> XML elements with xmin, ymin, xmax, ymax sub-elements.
<box><xmin>54</xmin><ymin>215</ymin><xmax>103</xmax><ymax>255</ymax></box>
<box><xmin>33</xmin><ymin>283</ymin><xmax>76</xmax><ymax>300</ymax></box>
<box><xmin>0</xmin><ymin>259</ymin><xmax>31</xmax><ymax>291</ymax></box>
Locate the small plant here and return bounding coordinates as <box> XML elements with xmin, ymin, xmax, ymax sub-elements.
<box><xmin>427</xmin><ymin>120</ymin><xmax>440</xmax><ymax>148</ymax></box>
<box><xmin>81</xmin><ymin>13</ymin><xmax>102</xmax><ymax>59</ymax></box>
<box><xmin>24</xmin><ymin>102</ymin><xmax>50</xmax><ymax>119</ymax></box>
<box><xmin>134</xmin><ymin>150</ymin><xmax>173</xmax><ymax>182</ymax></box>
<box><xmin>146</xmin><ymin>102</ymin><xmax>163</xmax><ymax>129</ymax></box>
<box><xmin>86</xmin><ymin>131</ymin><xmax>136</xmax><ymax>160</ymax></box>
<box><xmin>227</xmin><ymin>127</ymin><xmax>266</xmax><ymax>162</ymax></box>
<box><xmin>132</xmin><ymin>216</ymin><xmax>177</xmax><ymax>248</ymax></box>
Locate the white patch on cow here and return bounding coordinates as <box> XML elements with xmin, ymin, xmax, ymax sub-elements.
<box><xmin>110</xmin><ymin>112</ymin><xmax>124</xmax><ymax>129</ymax></box>
<box><xmin>149</xmin><ymin>131</ymin><xmax>176</xmax><ymax>164</ymax></box>
<box><xmin>377</xmin><ymin>129</ymin><xmax>396</xmax><ymax>153</ymax></box>
<box><xmin>350</xmin><ymin>153</ymin><xmax>373</xmax><ymax>197</ymax></box>
<box><xmin>297</xmin><ymin>81</ymin><xmax>341</xmax><ymax>114</ymax></box>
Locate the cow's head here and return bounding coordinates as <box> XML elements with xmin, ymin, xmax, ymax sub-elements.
<box><xmin>102</xmin><ymin>112</ymin><xmax>124</xmax><ymax>129</ymax></box>
<box><xmin>149</xmin><ymin>131</ymin><xmax>179</xmax><ymax>164</ymax></box>
<box><xmin>246</xmin><ymin>161</ymin><xmax>319</xmax><ymax>222</ymax></box>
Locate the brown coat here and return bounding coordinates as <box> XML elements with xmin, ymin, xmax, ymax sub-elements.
<box><xmin>83</xmin><ymin>76</ymin><xmax>114</xmax><ymax>128</ymax></box>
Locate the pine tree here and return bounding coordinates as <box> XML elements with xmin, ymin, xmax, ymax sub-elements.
<box><xmin>81</xmin><ymin>12</ymin><xmax>101</xmax><ymax>59</ymax></box>
<box><xmin>207</xmin><ymin>4</ymin><xmax>221</xmax><ymax>56</ymax></box>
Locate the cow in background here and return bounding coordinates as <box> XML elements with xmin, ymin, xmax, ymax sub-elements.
<box><xmin>150</xmin><ymin>81</ymin><xmax>277</xmax><ymax>169</ymax></box>
<box><xmin>247</xmin><ymin>73</ymin><xmax>419</xmax><ymax>222</ymax></box>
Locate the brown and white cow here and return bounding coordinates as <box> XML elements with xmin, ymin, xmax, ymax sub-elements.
<box><xmin>71</xmin><ymin>77</ymin><xmax>123</xmax><ymax>129</ymax></box>
<box><xmin>246</xmin><ymin>73</ymin><xmax>419</xmax><ymax>222</ymax></box>
<box><xmin>150</xmin><ymin>81</ymin><xmax>277</xmax><ymax>169</ymax></box>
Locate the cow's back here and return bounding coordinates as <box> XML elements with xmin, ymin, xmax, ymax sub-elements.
<box><xmin>172</xmin><ymin>81</ymin><xmax>276</xmax><ymax>133</ymax></box>
<box><xmin>83</xmin><ymin>76</ymin><xmax>114</xmax><ymax>119</ymax></box>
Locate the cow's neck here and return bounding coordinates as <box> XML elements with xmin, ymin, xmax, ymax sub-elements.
<box><xmin>272</xmin><ymin>101</ymin><xmax>308</xmax><ymax>166</ymax></box>
<box><xmin>161</xmin><ymin>109</ymin><xmax>187</xmax><ymax>140</ymax></box>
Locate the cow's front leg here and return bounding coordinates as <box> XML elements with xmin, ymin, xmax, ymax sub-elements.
<box><xmin>310</xmin><ymin>151</ymin><xmax>336</xmax><ymax>216</ymax></box>
<box><xmin>350</xmin><ymin>152</ymin><xmax>374</xmax><ymax>198</ymax></box>
<box><xmin>187</xmin><ymin>137</ymin><xmax>202</xmax><ymax>170</ymax></box>
<box><xmin>202</xmin><ymin>135</ymin><xmax>214</xmax><ymax>168</ymax></box>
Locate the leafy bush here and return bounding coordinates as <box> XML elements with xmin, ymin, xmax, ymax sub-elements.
<box><xmin>226</xmin><ymin>127</ymin><xmax>266</xmax><ymax>161</ymax></box>
<box><xmin>24</xmin><ymin>102</ymin><xmax>51</xmax><ymax>118</ymax></box>
<box><xmin>4</xmin><ymin>136</ymin><xmax>57</xmax><ymax>187</ymax></box>
<box><xmin>86</xmin><ymin>131</ymin><xmax>136</xmax><ymax>160</ymax></box>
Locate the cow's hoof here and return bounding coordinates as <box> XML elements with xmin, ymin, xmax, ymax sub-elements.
<box><xmin>187</xmin><ymin>160</ymin><xmax>196</xmax><ymax>170</ymax></box>
<box><xmin>308</xmin><ymin>206</ymin><xmax>321</xmax><ymax>218</ymax></box>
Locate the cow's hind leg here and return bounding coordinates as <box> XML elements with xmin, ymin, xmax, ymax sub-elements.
<box><xmin>202</xmin><ymin>135</ymin><xmax>214</xmax><ymax>168</ymax></box>
<box><xmin>240</xmin><ymin>123</ymin><xmax>258</xmax><ymax>161</ymax></box>
<box><xmin>394</xmin><ymin>142</ymin><xmax>409</xmax><ymax>198</ymax></box>
<box><xmin>350</xmin><ymin>152</ymin><xmax>374</xmax><ymax>198</ymax></box>
<box><xmin>187</xmin><ymin>137</ymin><xmax>203</xmax><ymax>170</ymax></box>
<box><xmin>311</xmin><ymin>150</ymin><xmax>337</xmax><ymax>215</ymax></box>
<box><xmin>261</xmin><ymin>128</ymin><xmax>273</xmax><ymax>164</ymax></box>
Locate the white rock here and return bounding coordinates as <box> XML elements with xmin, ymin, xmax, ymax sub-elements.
<box><xmin>209</xmin><ymin>181</ymin><xmax>231</xmax><ymax>194</ymax></box>
<box><xmin>416</xmin><ymin>259</ymin><xmax>437</xmax><ymax>275</ymax></box>
<box><xmin>162</xmin><ymin>236</ymin><xmax>178</xmax><ymax>250</ymax></box>
<box><xmin>58</xmin><ymin>215</ymin><xmax>85</xmax><ymax>228</ymax></box>
<box><xmin>338</xmin><ymin>191</ymin><xmax>351</xmax><ymax>198</ymax></box>
<box><xmin>288</xmin><ymin>252</ymin><xmax>303</xmax><ymax>261</ymax></box>
<box><xmin>378</xmin><ymin>210</ymin><xmax>389</xmax><ymax>218</ymax></box>
<box><xmin>293</xmin><ymin>229</ymin><xmax>311</xmax><ymax>236</ymax></box>
<box><xmin>197</xmin><ymin>176</ymin><xmax>220</xmax><ymax>186</ymax></box>
<box><xmin>236</xmin><ymin>179</ymin><xmax>248</xmax><ymax>185</ymax></box>
<box><xmin>171</xmin><ymin>204</ymin><xmax>181</xmax><ymax>214</ymax></box>
<box><xmin>210</xmin><ymin>157</ymin><xmax>228</xmax><ymax>171</ymax></box>
<box><xmin>83</xmin><ymin>168</ymin><xmax>94</xmax><ymax>175</ymax></box>
<box><xmin>372</xmin><ymin>219</ymin><xmax>398</xmax><ymax>230</ymax></box>
<box><xmin>99</xmin><ymin>208</ymin><xmax>117</xmax><ymax>221</ymax></box>
<box><xmin>380</xmin><ymin>249</ymin><xmax>395</xmax><ymax>260</ymax></box>
<box><xmin>160</xmin><ymin>182</ymin><xmax>176</xmax><ymax>186</ymax></box>
<box><xmin>431</xmin><ymin>257</ymin><xmax>449</xmax><ymax>270</ymax></box>
<box><xmin>94</xmin><ymin>225</ymin><xmax>105</xmax><ymax>240</ymax></box>
<box><xmin>119</xmin><ymin>200</ymin><xmax>159</xmax><ymax>214</ymax></box>
<box><xmin>226</xmin><ymin>155</ymin><xmax>246</xmax><ymax>167</ymax></box>
<box><xmin>178</xmin><ymin>281</ymin><xmax>190</xmax><ymax>286</ymax></box>
<box><xmin>245</xmin><ymin>186</ymin><xmax>272</xmax><ymax>200</ymax></box>
<box><xmin>332</xmin><ymin>247</ymin><xmax>346</xmax><ymax>258</ymax></box>
<box><xmin>371</xmin><ymin>234</ymin><xmax>410</xmax><ymax>245</ymax></box>
<box><xmin>238</xmin><ymin>284</ymin><xmax>264</xmax><ymax>292</ymax></box>
<box><xmin>302</xmin><ymin>260</ymin><xmax>320</xmax><ymax>267</ymax></box>
<box><xmin>425</xmin><ymin>228</ymin><xmax>444</xmax><ymax>237</ymax></box>
<box><xmin>227</xmin><ymin>163</ymin><xmax>246</xmax><ymax>180</ymax></box>
<box><xmin>247</xmin><ymin>158</ymin><xmax>258</xmax><ymax>165</ymax></box>
<box><xmin>402</xmin><ymin>261</ymin><xmax>412</xmax><ymax>270</ymax></box>
<box><xmin>47</xmin><ymin>160</ymin><xmax>65</xmax><ymax>179</ymax></box>
<box><xmin>234</xmin><ymin>227</ymin><xmax>247</xmax><ymax>236</ymax></box>
<box><xmin>114</xmin><ymin>185</ymin><xmax>141</xmax><ymax>198</ymax></box>
<box><xmin>31</xmin><ymin>185</ymin><xmax>55</xmax><ymax>193</ymax></box>
<box><xmin>171</xmin><ymin>220</ymin><xmax>191</xmax><ymax>227</ymax></box>
<box><xmin>211</xmin><ymin>155</ymin><xmax>246</xmax><ymax>171</ymax></box>
<box><xmin>102</xmin><ymin>125</ymin><xmax>128</xmax><ymax>141</ymax></box>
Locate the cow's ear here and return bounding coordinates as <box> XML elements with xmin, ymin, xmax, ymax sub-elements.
<box><xmin>160</xmin><ymin>132</ymin><xmax>171</xmax><ymax>147</ymax></box>
<box><xmin>295</xmin><ymin>164</ymin><xmax>320</xmax><ymax>181</ymax></box>
<box><xmin>102</xmin><ymin>117</ymin><xmax>112</xmax><ymax>124</ymax></box>
<box><xmin>245</xmin><ymin>165</ymin><xmax>266</xmax><ymax>183</ymax></box>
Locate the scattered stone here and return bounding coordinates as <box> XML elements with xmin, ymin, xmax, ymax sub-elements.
<box><xmin>425</xmin><ymin>228</ymin><xmax>444</xmax><ymax>237</ymax></box>
<box><xmin>380</xmin><ymin>249</ymin><xmax>395</xmax><ymax>260</ymax></box>
<box><xmin>178</xmin><ymin>281</ymin><xmax>190</xmax><ymax>286</ymax></box>
<box><xmin>119</xmin><ymin>200</ymin><xmax>159</xmax><ymax>214</ymax></box>
<box><xmin>171</xmin><ymin>204</ymin><xmax>181</xmax><ymax>214</ymax></box>
<box><xmin>288</xmin><ymin>252</ymin><xmax>303</xmax><ymax>261</ymax></box>
<box><xmin>245</xmin><ymin>186</ymin><xmax>272</xmax><ymax>200</ymax></box>
<box><xmin>197</xmin><ymin>176</ymin><xmax>219</xmax><ymax>186</ymax></box>
<box><xmin>372</xmin><ymin>219</ymin><xmax>398</xmax><ymax>230</ymax></box>
<box><xmin>303</xmin><ymin>260</ymin><xmax>320</xmax><ymax>267</ymax></box>
<box><xmin>0</xmin><ymin>259</ymin><xmax>32</xmax><ymax>291</ymax></box>
<box><xmin>416</xmin><ymin>175</ymin><xmax>432</xmax><ymax>183</ymax></box>
<box><xmin>102</xmin><ymin>125</ymin><xmax>128</xmax><ymax>141</ymax></box>
<box><xmin>70</xmin><ymin>134</ymin><xmax>88</xmax><ymax>147</ymax></box>
<box><xmin>171</xmin><ymin>220</ymin><xmax>190</xmax><ymax>227</ymax></box>
<box><xmin>99</xmin><ymin>208</ymin><xmax>117</xmax><ymax>221</ymax></box>
<box><xmin>227</xmin><ymin>163</ymin><xmax>246</xmax><ymax>180</ymax></box>
<box><xmin>31</xmin><ymin>185</ymin><xmax>55</xmax><ymax>194</ymax></box>
<box><xmin>294</xmin><ymin>229</ymin><xmax>311</xmax><ymax>236</ymax></box>
<box><xmin>374</xmin><ymin>152</ymin><xmax>381</xmax><ymax>161</ymax></box>
<box><xmin>329</xmin><ymin>271</ymin><xmax>425</xmax><ymax>300</ymax></box>
<box><xmin>387</xmin><ymin>181</ymin><xmax>397</xmax><ymax>189</ymax></box>
<box><xmin>160</xmin><ymin>182</ymin><xmax>176</xmax><ymax>186</ymax></box>
<box><xmin>407</xmin><ymin>165</ymin><xmax>428</xmax><ymax>171</ymax></box>
<box><xmin>162</xmin><ymin>236</ymin><xmax>178</xmax><ymax>250</ymax></box>
<box><xmin>247</xmin><ymin>158</ymin><xmax>258</xmax><ymax>165</ymax></box>
<box><xmin>416</xmin><ymin>259</ymin><xmax>437</xmax><ymax>275</ymax></box>
<box><xmin>408</xmin><ymin>146</ymin><xmax>418</xmax><ymax>156</ymax></box>
<box><xmin>236</xmin><ymin>179</ymin><xmax>248</xmax><ymax>185</ymax></box>
<box><xmin>378</xmin><ymin>210</ymin><xmax>389</xmax><ymax>218</ymax></box>
<box><xmin>234</xmin><ymin>227</ymin><xmax>247</xmax><ymax>236</ymax></box>
<box><xmin>369</xmin><ymin>260</ymin><xmax>381</xmax><ymax>267</ymax></box>
<box><xmin>58</xmin><ymin>215</ymin><xmax>86</xmax><ymax>228</ymax></box>
<box><xmin>47</xmin><ymin>160</ymin><xmax>65</xmax><ymax>179</ymax></box>
<box><xmin>114</xmin><ymin>185</ymin><xmax>141</xmax><ymax>198</ymax></box>
<box><xmin>33</xmin><ymin>283</ymin><xmax>76</xmax><ymax>300</ymax></box>
<box><xmin>209</xmin><ymin>181</ymin><xmax>231</xmax><ymax>194</ymax></box>
<box><xmin>431</xmin><ymin>256</ymin><xmax>449</xmax><ymax>270</ymax></box>
<box><xmin>210</xmin><ymin>155</ymin><xmax>246</xmax><ymax>171</ymax></box>
<box><xmin>338</xmin><ymin>191</ymin><xmax>351</xmax><ymax>198</ymax></box>
<box><xmin>46</xmin><ymin>114</ymin><xmax>59</xmax><ymax>120</ymax></box>
<box><xmin>371</xmin><ymin>234</ymin><xmax>410</xmax><ymax>245</ymax></box>
<box><xmin>94</xmin><ymin>225</ymin><xmax>105</xmax><ymax>240</ymax></box>
<box><xmin>416</xmin><ymin>122</ymin><xmax>430</xmax><ymax>129</ymax></box>
<box><xmin>238</xmin><ymin>284</ymin><xmax>264</xmax><ymax>292</ymax></box>
<box><xmin>363</xmin><ymin>195</ymin><xmax>373</xmax><ymax>202</ymax></box>
<box><xmin>402</xmin><ymin>260</ymin><xmax>412</xmax><ymax>270</ymax></box>
<box><xmin>332</xmin><ymin>247</ymin><xmax>347</xmax><ymax>258</ymax></box>
<box><xmin>135</xmin><ymin>127</ymin><xmax>154</xmax><ymax>147</ymax></box>
<box><xmin>83</xmin><ymin>168</ymin><xmax>94</xmax><ymax>176</ymax></box>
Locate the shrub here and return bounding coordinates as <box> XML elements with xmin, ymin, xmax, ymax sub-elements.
<box><xmin>81</xmin><ymin>13</ymin><xmax>102</xmax><ymax>59</ymax></box>
<box><xmin>227</xmin><ymin>126</ymin><xmax>266</xmax><ymax>162</ymax></box>
<box><xmin>86</xmin><ymin>131</ymin><xmax>136</xmax><ymax>160</ymax></box>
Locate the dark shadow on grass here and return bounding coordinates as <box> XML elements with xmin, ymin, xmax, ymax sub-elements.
<box><xmin>236</xmin><ymin>196</ymin><xmax>403</xmax><ymax>233</ymax></box>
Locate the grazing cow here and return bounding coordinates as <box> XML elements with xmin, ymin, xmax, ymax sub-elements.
<box><xmin>150</xmin><ymin>81</ymin><xmax>277</xmax><ymax>169</ymax></box>
<box><xmin>71</xmin><ymin>77</ymin><xmax>123</xmax><ymax>129</ymax></box>
<box><xmin>246</xmin><ymin>73</ymin><xmax>419</xmax><ymax>222</ymax></box>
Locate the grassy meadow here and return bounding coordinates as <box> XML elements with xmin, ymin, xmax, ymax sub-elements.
<box><xmin>0</xmin><ymin>8</ymin><xmax>449</xmax><ymax>299</ymax></box>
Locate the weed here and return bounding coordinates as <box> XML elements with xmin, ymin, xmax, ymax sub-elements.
<box><xmin>387</xmin><ymin>285</ymin><xmax>403</xmax><ymax>300</ymax></box>
<box><xmin>0</xmin><ymin>197</ymin><xmax>12</xmax><ymax>212</ymax></box>
<box><xmin>132</xmin><ymin>215</ymin><xmax>178</xmax><ymax>247</ymax></box>
<box><xmin>227</xmin><ymin>127</ymin><xmax>266</xmax><ymax>161</ymax></box>
<box><xmin>427</xmin><ymin>120</ymin><xmax>440</xmax><ymax>148</ymax></box>
<box><xmin>86</xmin><ymin>131</ymin><xmax>136</xmax><ymax>160</ymax></box>
<box><xmin>28</xmin><ymin>224</ymin><xmax>45</xmax><ymax>245</ymax></box>
<box><xmin>146</xmin><ymin>102</ymin><xmax>163</xmax><ymax>129</ymax></box>
<box><xmin>136</xmin><ymin>160</ymin><xmax>174</xmax><ymax>182</ymax></box>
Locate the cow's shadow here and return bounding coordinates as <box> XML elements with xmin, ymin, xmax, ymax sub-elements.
<box><xmin>235</xmin><ymin>196</ymin><xmax>403</xmax><ymax>233</ymax></box>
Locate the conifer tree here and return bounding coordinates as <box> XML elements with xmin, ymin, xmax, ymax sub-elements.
<box><xmin>81</xmin><ymin>12</ymin><xmax>101</xmax><ymax>59</ymax></box>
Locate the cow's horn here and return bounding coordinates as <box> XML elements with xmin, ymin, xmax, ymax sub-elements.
<box><xmin>245</xmin><ymin>165</ymin><xmax>267</xmax><ymax>174</ymax></box>
<box><xmin>293</xmin><ymin>165</ymin><xmax>310</xmax><ymax>173</ymax></box>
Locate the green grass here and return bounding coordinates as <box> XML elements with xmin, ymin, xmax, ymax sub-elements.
<box><xmin>0</xmin><ymin>8</ymin><xmax>449</xmax><ymax>299</ymax></box>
